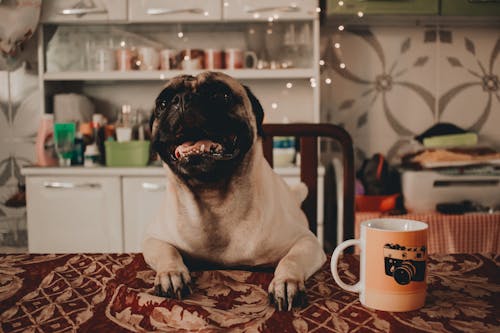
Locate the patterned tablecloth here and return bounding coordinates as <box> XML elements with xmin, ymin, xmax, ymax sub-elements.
<box><xmin>0</xmin><ymin>253</ymin><xmax>498</xmax><ymax>332</ymax></box>
<box><xmin>356</xmin><ymin>212</ymin><xmax>500</xmax><ymax>254</ymax></box>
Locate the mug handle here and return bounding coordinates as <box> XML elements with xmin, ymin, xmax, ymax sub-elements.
<box><xmin>244</xmin><ymin>51</ymin><xmax>258</xmax><ymax>69</ymax></box>
<box><xmin>330</xmin><ymin>239</ymin><xmax>361</xmax><ymax>293</ymax></box>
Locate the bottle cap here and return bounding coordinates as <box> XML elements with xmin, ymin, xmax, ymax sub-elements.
<box><xmin>85</xmin><ymin>144</ymin><xmax>99</xmax><ymax>155</ymax></box>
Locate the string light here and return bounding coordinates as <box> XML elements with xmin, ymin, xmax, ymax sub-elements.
<box><xmin>286</xmin><ymin>82</ymin><xmax>293</xmax><ymax>88</ymax></box>
<box><xmin>357</xmin><ymin>11</ymin><xmax>364</xmax><ymax>17</ymax></box>
<box><xmin>271</xmin><ymin>102</ymin><xmax>278</xmax><ymax>109</ymax></box>
<box><xmin>338</xmin><ymin>25</ymin><xmax>344</xmax><ymax>31</ymax></box>
<box><xmin>177</xmin><ymin>31</ymin><xmax>184</xmax><ymax>38</ymax></box>
<box><xmin>338</xmin><ymin>1</ymin><xmax>344</xmax><ymax>6</ymax></box>
<box><xmin>268</xmin><ymin>16</ymin><xmax>274</xmax><ymax>22</ymax></box>
<box><xmin>203</xmin><ymin>11</ymin><xmax>209</xmax><ymax>16</ymax></box>
<box><xmin>334</xmin><ymin>42</ymin><xmax>340</xmax><ymax>48</ymax></box>
<box><xmin>316</xmin><ymin>7</ymin><xmax>321</xmax><ymax>13</ymax></box>
<box><xmin>325</xmin><ymin>78</ymin><xmax>332</xmax><ymax>84</ymax></box>
<box><xmin>339</xmin><ymin>63</ymin><xmax>346</xmax><ymax>69</ymax></box>
<box><xmin>319</xmin><ymin>59</ymin><xmax>325</xmax><ymax>66</ymax></box>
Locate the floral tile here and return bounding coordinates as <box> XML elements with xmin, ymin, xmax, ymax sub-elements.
<box><xmin>321</xmin><ymin>26</ymin><xmax>436</xmax><ymax>157</ymax></box>
<box><xmin>438</xmin><ymin>28</ymin><xmax>499</xmax><ymax>148</ymax></box>
<box><xmin>321</xmin><ymin>25</ymin><xmax>500</xmax><ymax>158</ymax></box>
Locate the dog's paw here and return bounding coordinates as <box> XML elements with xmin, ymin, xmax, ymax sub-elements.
<box><xmin>154</xmin><ymin>269</ymin><xmax>192</xmax><ymax>299</ymax></box>
<box><xmin>268</xmin><ymin>278</ymin><xmax>307</xmax><ymax>311</ymax></box>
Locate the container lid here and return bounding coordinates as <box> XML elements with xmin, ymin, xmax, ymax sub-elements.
<box><xmin>85</xmin><ymin>144</ymin><xmax>99</xmax><ymax>155</ymax></box>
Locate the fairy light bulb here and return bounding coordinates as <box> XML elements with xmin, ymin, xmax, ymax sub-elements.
<box><xmin>286</xmin><ymin>82</ymin><xmax>293</xmax><ymax>88</ymax></box>
<box><xmin>338</xmin><ymin>25</ymin><xmax>344</xmax><ymax>31</ymax></box>
<box><xmin>325</xmin><ymin>78</ymin><xmax>332</xmax><ymax>84</ymax></box>
<box><xmin>319</xmin><ymin>59</ymin><xmax>325</xmax><ymax>66</ymax></box>
<box><xmin>334</xmin><ymin>42</ymin><xmax>341</xmax><ymax>49</ymax></box>
<box><xmin>339</xmin><ymin>63</ymin><xmax>346</xmax><ymax>69</ymax></box>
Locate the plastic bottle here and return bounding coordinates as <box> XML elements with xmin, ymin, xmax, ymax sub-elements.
<box><xmin>71</xmin><ymin>132</ymin><xmax>85</xmax><ymax>166</ymax></box>
<box><xmin>91</xmin><ymin>114</ymin><xmax>103</xmax><ymax>164</ymax></box>
<box><xmin>35</xmin><ymin>114</ymin><xmax>59</xmax><ymax>166</ymax></box>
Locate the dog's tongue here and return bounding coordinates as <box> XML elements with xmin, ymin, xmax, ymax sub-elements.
<box><xmin>175</xmin><ymin>140</ymin><xmax>223</xmax><ymax>159</ymax></box>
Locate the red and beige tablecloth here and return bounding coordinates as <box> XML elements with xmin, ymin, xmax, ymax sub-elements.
<box><xmin>0</xmin><ymin>253</ymin><xmax>498</xmax><ymax>332</ymax></box>
<box><xmin>356</xmin><ymin>212</ymin><xmax>500</xmax><ymax>254</ymax></box>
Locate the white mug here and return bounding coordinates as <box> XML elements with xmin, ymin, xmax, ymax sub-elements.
<box><xmin>331</xmin><ymin>218</ymin><xmax>428</xmax><ymax>312</ymax></box>
<box><xmin>138</xmin><ymin>46</ymin><xmax>160</xmax><ymax>70</ymax></box>
<box><xmin>160</xmin><ymin>49</ymin><xmax>175</xmax><ymax>70</ymax></box>
<box><xmin>224</xmin><ymin>48</ymin><xmax>244</xmax><ymax>69</ymax></box>
<box><xmin>204</xmin><ymin>48</ymin><xmax>223</xmax><ymax>70</ymax></box>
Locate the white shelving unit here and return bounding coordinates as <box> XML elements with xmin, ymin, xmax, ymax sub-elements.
<box><xmin>42</xmin><ymin>68</ymin><xmax>317</xmax><ymax>81</ymax></box>
<box><xmin>37</xmin><ymin>0</ymin><xmax>320</xmax><ymax>124</ymax></box>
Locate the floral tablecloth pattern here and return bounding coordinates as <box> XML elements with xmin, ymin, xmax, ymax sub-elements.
<box><xmin>0</xmin><ymin>253</ymin><xmax>498</xmax><ymax>332</ymax></box>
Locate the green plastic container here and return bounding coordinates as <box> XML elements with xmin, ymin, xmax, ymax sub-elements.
<box><xmin>105</xmin><ymin>141</ymin><xmax>150</xmax><ymax>167</ymax></box>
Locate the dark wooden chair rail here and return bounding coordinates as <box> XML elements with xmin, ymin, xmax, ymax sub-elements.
<box><xmin>262</xmin><ymin>123</ymin><xmax>355</xmax><ymax>246</ymax></box>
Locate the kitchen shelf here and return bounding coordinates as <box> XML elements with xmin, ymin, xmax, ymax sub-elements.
<box><xmin>43</xmin><ymin>69</ymin><xmax>317</xmax><ymax>81</ymax></box>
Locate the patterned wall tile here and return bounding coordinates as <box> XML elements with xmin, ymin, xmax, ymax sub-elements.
<box><xmin>321</xmin><ymin>25</ymin><xmax>500</xmax><ymax>160</ymax></box>
<box><xmin>0</xmin><ymin>63</ymin><xmax>40</xmax><ymax>252</ymax></box>
<box><xmin>437</xmin><ymin>28</ymin><xmax>500</xmax><ymax>149</ymax></box>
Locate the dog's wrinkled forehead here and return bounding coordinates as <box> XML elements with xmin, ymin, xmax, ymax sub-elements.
<box><xmin>155</xmin><ymin>72</ymin><xmax>253</xmax><ymax>118</ymax></box>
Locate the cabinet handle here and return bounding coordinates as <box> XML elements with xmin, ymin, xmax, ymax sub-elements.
<box><xmin>43</xmin><ymin>181</ymin><xmax>102</xmax><ymax>189</ymax></box>
<box><xmin>59</xmin><ymin>8</ymin><xmax>108</xmax><ymax>16</ymax></box>
<box><xmin>244</xmin><ymin>4</ymin><xmax>300</xmax><ymax>14</ymax></box>
<box><xmin>146</xmin><ymin>8</ymin><xmax>205</xmax><ymax>16</ymax></box>
<box><xmin>142</xmin><ymin>182</ymin><xmax>166</xmax><ymax>191</ymax></box>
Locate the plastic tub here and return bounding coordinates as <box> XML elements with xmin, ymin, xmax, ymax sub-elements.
<box><xmin>105</xmin><ymin>141</ymin><xmax>150</xmax><ymax>167</ymax></box>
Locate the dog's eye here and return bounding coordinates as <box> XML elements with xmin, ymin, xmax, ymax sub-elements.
<box><xmin>155</xmin><ymin>100</ymin><xmax>168</xmax><ymax>117</ymax></box>
<box><xmin>211</xmin><ymin>92</ymin><xmax>232</xmax><ymax>104</ymax></box>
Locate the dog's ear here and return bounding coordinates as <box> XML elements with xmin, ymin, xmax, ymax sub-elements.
<box><xmin>244</xmin><ymin>85</ymin><xmax>264</xmax><ymax>137</ymax></box>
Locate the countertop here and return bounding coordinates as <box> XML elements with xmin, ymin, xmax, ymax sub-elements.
<box><xmin>21</xmin><ymin>166</ymin><xmax>324</xmax><ymax>177</ymax></box>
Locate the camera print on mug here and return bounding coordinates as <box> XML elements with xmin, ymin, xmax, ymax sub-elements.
<box><xmin>383</xmin><ymin>244</ymin><xmax>427</xmax><ymax>285</ymax></box>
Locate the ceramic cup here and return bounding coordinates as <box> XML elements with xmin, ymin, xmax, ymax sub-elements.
<box><xmin>160</xmin><ymin>49</ymin><xmax>175</xmax><ymax>70</ymax></box>
<box><xmin>180</xmin><ymin>49</ymin><xmax>204</xmax><ymax>70</ymax></box>
<box><xmin>244</xmin><ymin>51</ymin><xmax>258</xmax><ymax>69</ymax></box>
<box><xmin>331</xmin><ymin>218</ymin><xmax>428</xmax><ymax>312</ymax></box>
<box><xmin>224</xmin><ymin>48</ymin><xmax>244</xmax><ymax>69</ymax></box>
<box><xmin>204</xmin><ymin>48</ymin><xmax>223</xmax><ymax>70</ymax></box>
<box><xmin>138</xmin><ymin>46</ymin><xmax>160</xmax><ymax>70</ymax></box>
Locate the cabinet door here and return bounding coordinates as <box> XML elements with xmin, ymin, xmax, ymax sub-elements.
<box><xmin>224</xmin><ymin>0</ymin><xmax>317</xmax><ymax>21</ymax></box>
<box><xmin>122</xmin><ymin>177</ymin><xmax>167</xmax><ymax>252</ymax></box>
<box><xmin>128</xmin><ymin>0</ymin><xmax>222</xmax><ymax>22</ymax></box>
<box><xmin>26</xmin><ymin>176</ymin><xmax>122</xmax><ymax>253</ymax></box>
<box><xmin>327</xmin><ymin>0</ymin><xmax>438</xmax><ymax>15</ymax></box>
<box><xmin>441</xmin><ymin>0</ymin><xmax>500</xmax><ymax>16</ymax></box>
<box><xmin>40</xmin><ymin>0</ymin><xmax>127</xmax><ymax>23</ymax></box>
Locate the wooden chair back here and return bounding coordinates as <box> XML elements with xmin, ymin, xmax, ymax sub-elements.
<box><xmin>262</xmin><ymin>123</ymin><xmax>355</xmax><ymax>246</ymax></box>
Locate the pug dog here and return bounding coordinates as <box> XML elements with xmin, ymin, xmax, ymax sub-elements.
<box><xmin>143</xmin><ymin>71</ymin><xmax>326</xmax><ymax>311</ymax></box>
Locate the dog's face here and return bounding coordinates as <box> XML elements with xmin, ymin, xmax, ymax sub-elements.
<box><xmin>151</xmin><ymin>72</ymin><xmax>264</xmax><ymax>185</ymax></box>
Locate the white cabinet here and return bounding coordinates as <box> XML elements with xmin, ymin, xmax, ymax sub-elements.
<box><xmin>122</xmin><ymin>177</ymin><xmax>167</xmax><ymax>252</ymax></box>
<box><xmin>128</xmin><ymin>0</ymin><xmax>222</xmax><ymax>22</ymax></box>
<box><xmin>223</xmin><ymin>0</ymin><xmax>318</xmax><ymax>21</ymax></box>
<box><xmin>23</xmin><ymin>167</ymin><xmax>325</xmax><ymax>253</ymax></box>
<box><xmin>25</xmin><ymin>176</ymin><xmax>123</xmax><ymax>253</ymax></box>
<box><xmin>41</xmin><ymin>0</ymin><xmax>127</xmax><ymax>23</ymax></box>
